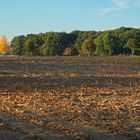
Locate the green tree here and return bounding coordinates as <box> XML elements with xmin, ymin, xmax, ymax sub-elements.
<box><xmin>39</xmin><ymin>42</ymin><xmax>50</xmax><ymax>56</ymax></box>
<box><xmin>9</xmin><ymin>27</ymin><xmax>140</xmax><ymax>56</ymax></box>
<box><xmin>10</xmin><ymin>36</ymin><xmax>25</xmax><ymax>55</ymax></box>
<box><xmin>94</xmin><ymin>34</ymin><xmax>105</xmax><ymax>56</ymax></box>
<box><xmin>102</xmin><ymin>32</ymin><xmax>123</xmax><ymax>55</ymax></box>
<box><xmin>73</xmin><ymin>31</ymin><xmax>96</xmax><ymax>54</ymax></box>
<box><xmin>80</xmin><ymin>38</ymin><xmax>95</xmax><ymax>56</ymax></box>
<box><xmin>24</xmin><ymin>34</ymin><xmax>44</xmax><ymax>55</ymax></box>
<box><xmin>125</xmin><ymin>38</ymin><xmax>140</xmax><ymax>55</ymax></box>
<box><xmin>40</xmin><ymin>32</ymin><xmax>71</xmax><ymax>56</ymax></box>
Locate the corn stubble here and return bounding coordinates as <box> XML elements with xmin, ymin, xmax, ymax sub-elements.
<box><xmin>0</xmin><ymin>56</ymin><xmax>140</xmax><ymax>140</ymax></box>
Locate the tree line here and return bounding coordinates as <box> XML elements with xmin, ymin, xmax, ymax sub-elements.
<box><xmin>10</xmin><ymin>27</ymin><xmax>140</xmax><ymax>56</ymax></box>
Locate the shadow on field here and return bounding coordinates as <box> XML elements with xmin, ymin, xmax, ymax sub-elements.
<box><xmin>1</xmin><ymin>109</ymin><xmax>139</xmax><ymax>140</ymax></box>
<box><xmin>0</xmin><ymin>111</ymin><xmax>74</xmax><ymax>140</ymax></box>
<box><xmin>0</xmin><ymin>76</ymin><xmax>140</xmax><ymax>92</ymax></box>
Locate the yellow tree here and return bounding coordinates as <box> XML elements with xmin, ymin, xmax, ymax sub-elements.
<box><xmin>0</xmin><ymin>36</ymin><xmax>9</xmax><ymax>54</ymax></box>
<box><xmin>63</xmin><ymin>47</ymin><xmax>73</xmax><ymax>56</ymax></box>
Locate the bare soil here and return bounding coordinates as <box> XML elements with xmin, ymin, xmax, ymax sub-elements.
<box><xmin>0</xmin><ymin>56</ymin><xmax>140</xmax><ymax>140</ymax></box>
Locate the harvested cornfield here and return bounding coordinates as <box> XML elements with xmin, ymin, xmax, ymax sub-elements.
<box><xmin>0</xmin><ymin>56</ymin><xmax>140</xmax><ymax>140</ymax></box>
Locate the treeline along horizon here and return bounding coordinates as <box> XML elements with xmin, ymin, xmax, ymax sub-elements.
<box><xmin>10</xmin><ymin>27</ymin><xmax>140</xmax><ymax>56</ymax></box>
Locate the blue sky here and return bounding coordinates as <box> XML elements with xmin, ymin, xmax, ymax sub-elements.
<box><xmin>0</xmin><ymin>0</ymin><xmax>140</xmax><ymax>41</ymax></box>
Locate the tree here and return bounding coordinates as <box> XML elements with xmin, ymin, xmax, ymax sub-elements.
<box><xmin>125</xmin><ymin>38</ymin><xmax>140</xmax><ymax>55</ymax></box>
<box><xmin>0</xmin><ymin>36</ymin><xmax>9</xmax><ymax>55</ymax></box>
<box><xmin>9</xmin><ymin>27</ymin><xmax>140</xmax><ymax>56</ymax></box>
<box><xmin>40</xmin><ymin>32</ymin><xmax>70</xmax><ymax>56</ymax></box>
<box><xmin>73</xmin><ymin>31</ymin><xmax>96</xmax><ymax>54</ymax></box>
<box><xmin>81</xmin><ymin>38</ymin><xmax>95</xmax><ymax>56</ymax></box>
<box><xmin>63</xmin><ymin>47</ymin><xmax>73</xmax><ymax>56</ymax></box>
<box><xmin>63</xmin><ymin>47</ymin><xmax>78</xmax><ymax>56</ymax></box>
<box><xmin>94</xmin><ymin>35</ymin><xmax>105</xmax><ymax>56</ymax></box>
<box><xmin>39</xmin><ymin>42</ymin><xmax>50</xmax><ymax>56</ymax></box>
<box><xmin>10</xmin><ymin>36</ymin><xmax>25</xmax><ymax>55</ymax></box>
<box><xmin>102</xmin><ymin>33</ymin><xmax>123</xmax><ymax>55</ymax></box>
<box><xmin>24</xmin><ymin>34</ymin><xmax>44</xmax><ymax>56</ymax></box>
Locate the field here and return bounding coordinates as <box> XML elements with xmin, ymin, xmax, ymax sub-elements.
<box><xmin>0</xmin><ymin>56</ymin><xmax>140</xmax><ymax>140</ymax></box>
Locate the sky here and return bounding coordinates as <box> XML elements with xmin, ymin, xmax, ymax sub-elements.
<box><xmin>0</xmin><ymin>0</ymin><xmax>140</xmax><ymax>41</ymax></box>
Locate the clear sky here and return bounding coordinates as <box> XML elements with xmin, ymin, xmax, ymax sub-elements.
<box><xmin>0</xmin><ymin>0</ymin><xmax>140</xmax><ymax>41</ymax></box>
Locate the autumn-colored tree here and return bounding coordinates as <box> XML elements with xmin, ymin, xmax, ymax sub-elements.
<box><xmin>63</xmin><ymin>47</ymin><xmax>73</xmax><ymax>56</ymax></box>
<box><xmin>0</xmin><ymin>36</ymin><xmax>9</xmax><ymax>54</ymax></box>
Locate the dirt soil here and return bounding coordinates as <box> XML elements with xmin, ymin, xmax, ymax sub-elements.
<box><xmin>0</xmin><ymin>56</ymin><xmax>140</xmax><ymax>140</ymax></box>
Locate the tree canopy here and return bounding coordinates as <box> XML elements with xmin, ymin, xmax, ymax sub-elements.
<box><xmin>10</xmin><ymin>27</ymin><xmax>140</xmax><ymax>56</ymax></box>
<box><xmin>0</xmin><ymin>36</ymin><xmax>9</xmax><ymax>55</ymax></box>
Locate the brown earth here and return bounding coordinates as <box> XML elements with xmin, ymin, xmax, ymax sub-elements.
<box><xmin>0</xmin><ymin>56</ymin><xmax>140</xmax><ymax>140</ymax></box>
